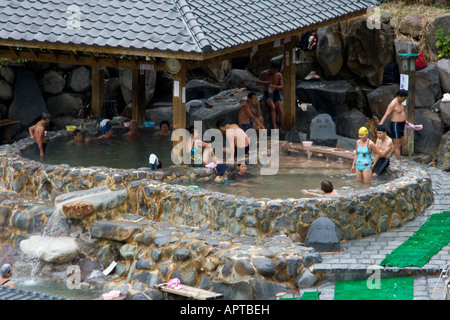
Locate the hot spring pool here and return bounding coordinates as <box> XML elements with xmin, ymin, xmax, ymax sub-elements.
<box><xmin>19</xmin><ymin>132</ymin><xmax>393</xmax><ymax>200</ymax></box>
<box><xmin>20</xmin><ymin>131</ymin><xmax>174</xmax><ymax>169</ymax></box>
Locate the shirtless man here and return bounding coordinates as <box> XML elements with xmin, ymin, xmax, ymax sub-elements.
<box><xmin>372</xmin><ymin>124</ymin><xmax>394</xmax><ymax>177</ymax></box>
<box><xmin>238</xmin><ymin>92</ymin><xmax>265</xmax><ymax>132</ymax></box>
<box><xmin>256</xmin><ymin>60</ymin><xmax>284</xmax><ymax>130</ymax></box>
<box><xmin>216</xmin><ymin>119</ymin><xmax>250</xmax><ymax>163</ymax></box>
<box><xmin>29</xmin><ymin>112</ymin><xmax>51</xmax><ymax>158</ymax></box>
<box><xmin>379</xmin><ymin>89</ymin><xmax>411</xmax><ymax>161</ymax></box>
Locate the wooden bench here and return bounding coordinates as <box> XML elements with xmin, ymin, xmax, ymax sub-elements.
<box><xmin>154</xmin><ymin>283</ymin><xmax>224</xmax><ymax>300</ymax></box>
<box><xmin>0</xmin><ymin>119</ymin><xmax>20</xmax><ymax>143</ymax></box>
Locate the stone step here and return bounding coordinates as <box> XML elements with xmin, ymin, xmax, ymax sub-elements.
<box><xmin>314</xmin><ymin>263</ymin><xmax>443</xmax><ymax>282</ymax></box>
<box><xmin>54</xmin><ymin>186</ymin><xmax>127</xmax><ymax>219</ymax></box>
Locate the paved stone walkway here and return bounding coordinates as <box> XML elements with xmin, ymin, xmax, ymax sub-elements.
<box><xmin>297</xmin><ymin>160</ymin><xmax>450</xmax><ymax>300</ymax></box>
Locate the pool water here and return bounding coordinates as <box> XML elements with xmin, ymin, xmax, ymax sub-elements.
<box><xmin>21</xmin><ymin>131</ymin><xmax>174</xmax><ymax>169</ymax></box>
<box><xmin>192</xmin><ymin>164</ymin><xmax>392</xmax><ymax>199</ymax></box>
<box><xmin>20</xmin><ymin>133</ymin><xmax>392</xmax><ymax>199</ymax></box>
<box><xmin>14</xmin><ymin>278</ymin><xmax>101</xmax><ymax>300</ymax></box>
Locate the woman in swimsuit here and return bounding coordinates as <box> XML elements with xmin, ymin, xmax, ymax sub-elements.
<box><xmin>351</xmin><ymin>127</ymin><xmax>380</xmax><ymax>184</ymax></box>
<box><xmin>0</xmin><ymin>264</ymin><xmax>14</xmax><ymax>288</ymax></box>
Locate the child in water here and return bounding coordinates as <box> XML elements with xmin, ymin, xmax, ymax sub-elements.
<box><xmin>235</xmin><ymin>162</ymin><xmax>247</xmax><ymax>177</ymax></box>
<box><xmin>302</xmin><ymin>180</ymin><xmax>338</xmax><ymax>197</ymax></box>
<box><xmin>214</xmin><ymin>163</ymin><xmax>229</xmax><ymax>182</ymax></box>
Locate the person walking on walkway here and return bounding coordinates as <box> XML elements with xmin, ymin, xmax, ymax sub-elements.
<box><xmin>379</xmin><ymin>89</ymin><xmax>410</xmax><ymax>162</ymax></box>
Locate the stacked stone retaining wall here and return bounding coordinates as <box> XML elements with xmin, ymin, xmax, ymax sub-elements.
<box><xmin>0</xmin><ymin>130</ymin><xmax>434</xmax><ymax>242</ymax></box>
<box><xmin>0</xmin><ymin>131</ymin><xmax>435</xmax><ymax>299</ymax></box>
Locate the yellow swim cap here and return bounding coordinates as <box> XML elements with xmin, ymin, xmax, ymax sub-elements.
<box><xmin>358</xmin><ymin>127</ymin><xmax>369</xmax><ymax>135</ymax></box>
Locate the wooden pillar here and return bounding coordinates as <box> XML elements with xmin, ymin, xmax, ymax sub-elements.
<box><xmin>172</xmin><ymin>60</ymin><xmax>187</xmax><ymax>132</ymax></box>
<box><xmin>132</xmin><ymin>68</ymin><xmax>146</xmax><ymax>124</ymax></box>
<box><xmin>91</xmin><ymin>66</ymin><xmax>104</xmax><ymax>117</ymax></box>
<box><xmin>283</xmin><ymin>37</ymin><xmax>296</xmax><ymax>131</ymax></box>
<box><xmin>399</xmin><ymin>53</ymin><xmax>418</xmax><ymax>157</ymax></box>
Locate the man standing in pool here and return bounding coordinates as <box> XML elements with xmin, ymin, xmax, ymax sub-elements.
<box><xmin>216</xmin><ymin>119</ymin><xmax>250</xmax><ymax>164</ymax></box>
<box><xmin>29</xmin><ymin>112</ymin><xmax>51</xmax><ymax>159</ymax></box>
<box><xmin>372</xmin><ymin>124</ymin><xmax>394</xmax><ymax>177</ymax></box>
<box><xmin>379</xmin><ymin>89</ymin><xmax>411</xmax><ymax>162</ymax></box>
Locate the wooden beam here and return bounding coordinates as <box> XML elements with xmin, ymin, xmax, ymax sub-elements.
<box><xmin>48</xmin><ymin>49</ymin><xmax>58</xmax><ymax>61</ymax></box>
<box><xmin>185</xmin><ymin>47</ymin><xmax>253</xmax><ymax>71</ymax></box>
<box><xmin>8</xmin><ymin>46</ymin><xmax>18</xmax><ymax>58</ymax></box>
<box><xmin>91</xmin><ymin>66</ymin><xmax>105</xmax><ymax>118</ymax></box>
<box><xmin>0</xmin><ymin>47</ymin><xmax>166</xmax><ymax>70</ymax></box>
<box><xmin>282</xmin><ymin>37</ymin><xmax>297</xmax><ymax>131</ymax></box>
<box><xmin>132</xmin><ymin>68</ymin><xmax>146</xmax><ymax>124</ymax></box>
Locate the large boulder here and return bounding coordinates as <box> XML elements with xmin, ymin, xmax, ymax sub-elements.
<box><xmin>316</xmin><ymin>24</ymin><xmax>344</xmax><ymax>77</ymax></box>
<box><xmin>0</xmin><ymin>66</ymin><xmax>15</xmax><ymax>84</ymax></box>
<box><xmin>8</xmin><ymin>69</ymin><xmax>48</xmax><ymax>137</ymax></box>
<box><xmin>41</xmin><ymin>70</ymin><xmax>66</xmax><ymax>95</ymax></box>
<box><xmin>367</xmin><ymin>84</ymin><xmax>400</xmax><ymax>120</ymax></box>
<box><xmin>414</xmin><ymin>109</ymin><xmax>443</xmax><ymax>155</ymax></box>
<box><xmin>341</xmin><ymin>17</ymin><xmax>395</xmax><ymax>87</ymax></box>
<box><xmin>296</xmin><ymin>80</ymin><xmax>364</xmax><ymax>118</ymax></box>
<box><xmin>398</xmin><ymin>15</ymin><xmax>425</xmax><ymax>39</ymax></box>
<box><xmin>67</xmin><ymin>66</ymin><xmax>91</xmax><ymax>92</ymax></box>
<box><xmin>46</xmin><ymin>93</ymin><xmax>84</xmax><ymax>117</ymax></box>
<box><xmin>220</xmin><ymin>69</ymin><xmax>262</xmax><ymax>93</ymax></box>
<box><xmin>20</xmin><ymin>235</ymin><xmax>79</xmax><ymax>264</ymax></box>
<box><xmin>186</xmin><ymin>88</ymin><xmax>250</xmax><ymax>132</ymax></box>
<box><xmin>0</xmin><ymin>79</ymin><xmax>13</xmax><ymax>101</ymax></box>
<box><xmin>424</xmin><ymin>14</ymin><xmax>450</xmax><ymax>62</ymax></box>
<box><xmin>437</xmin><ymin>59</ymin><xmax>450</xmax><ymax>93</ymax></box>
<box><xmin>186</xmin><ymin>79</ymin><xmax>221</xmax><ymax>101</ymax></box>
<box><xmin>415</xmin><ymin>64</ymin><xmax>442</xmax><ymax>108</ymax></box>
<box><xmin>335</xmin><ymin>108</ymin><xmax>369</xmax><ymax>139</ymax></box>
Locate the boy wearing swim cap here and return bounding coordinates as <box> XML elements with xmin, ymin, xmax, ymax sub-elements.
<box><xmin>351</xmin><ymin>127</ymin><xmax>380</xmax><ymax>184</ymax></box>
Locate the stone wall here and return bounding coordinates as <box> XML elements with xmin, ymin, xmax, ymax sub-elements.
<box><xmin>0</xmin><ymin>131</ymin><xmax>434</xmax><ymax>243</ymax></box>
<box><xmin>0</xmin><ymin>132</ymin><xmax>434</xmax><ymax>299</ymax></box>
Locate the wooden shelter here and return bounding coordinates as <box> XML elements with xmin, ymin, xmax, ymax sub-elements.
<box><xmin>0</xmin><ymin>0</ymin><xmax>378</xmax><ymax>131</ymax></box>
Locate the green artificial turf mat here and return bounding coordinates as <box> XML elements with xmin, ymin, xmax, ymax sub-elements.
<box><xmin>300</xmin><ymin>291</ymin><xmax>321</xmax><ymax>300</ymax></box>
<box><xmin>334</xmin><ymin>277</ymin><xmax>414</xmax><ymax>300</ymax></box>
<box><xmin>380</xmin><ymin>211</ymin><xmax>450</xmax><ymax>268</ymax></box>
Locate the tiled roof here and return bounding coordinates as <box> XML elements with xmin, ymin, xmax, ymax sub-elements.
<box><xmin>0</xmin><ymin>285</ymin><xmax>69</xmax><ymax>300</ymax></box>
<box><xmin>0</xmin><ymin>0</ymin><xmax>378</xmax><ymax>55</ymax></box>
